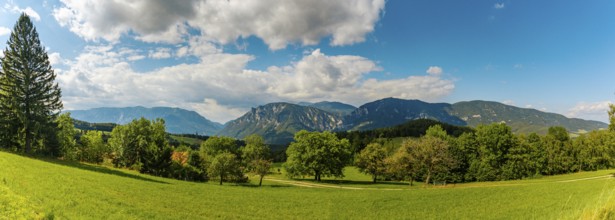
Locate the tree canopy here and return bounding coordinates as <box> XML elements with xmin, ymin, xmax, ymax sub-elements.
<box><xmin>284</xmin><ymin>130</ymin><xmax>352</xmax><ymax>181</ymax></box>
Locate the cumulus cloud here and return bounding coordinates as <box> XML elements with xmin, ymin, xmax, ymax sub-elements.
<box><xmin>494</xmin><ymin>3</ymin><xmax>505</xmax><ymax>9</ymax></box>
<box><xmin>5</xmin><ymin>3</ymin><xmax>41</xmax><ymax>21</ymax></box>
<box><xmin>53</xmin><ymin>0</ymin><xmax>385</xmax><ymax>49</ymax></box>
<box><xmin>426</xmin><ymin>66</ymin><xmax>443</xmax><ymax>75</ymax></box>
<box><xmin>58</xmin><ymin>47</ymin><xmax>455</xmax><ymax>123</ymax></box>
<box><xmin>567</xmin><ymin>101</ymin><xmax>612</xmax><ymax>122</ymax></box>
<box><xmin>48</xmin><ymin>52</ymin><xmax>63</xmax><ymax>66</ymax></box>
<box><xmin>0</xmin><ymin>27</ymin><xmax>10</xmax><ymax>36</ymax></box>
<box><xmin>149</xmin><ymin>48</ymin><xmax>172</xmax><ymax>59</ymax></box>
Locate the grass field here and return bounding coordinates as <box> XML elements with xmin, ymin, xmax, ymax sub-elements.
<box><xmin>1</xmin><ymin>151</ymin><xmax>615</xmax><ymax>219</ymax></box>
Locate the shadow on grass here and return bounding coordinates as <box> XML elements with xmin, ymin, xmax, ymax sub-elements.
<box><xmin>293</xmin><ymin>178</ymin><xmax>410</xmax><ymax>186</ymax></box>
<box><xmin>229</xmin><ymin>182</ymin><xmax>292</xmax><ymax>188</ymax></box>
<box><xmin>36</xmin><ymin>157</ymin><xmax>169</xmax><ymax>184</ymax></box>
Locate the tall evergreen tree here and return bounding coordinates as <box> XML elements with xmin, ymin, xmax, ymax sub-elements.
<box><xmin>0</xmin><ymin>13</ymin><xmax>62</xmax><ymax>153</ymax></box>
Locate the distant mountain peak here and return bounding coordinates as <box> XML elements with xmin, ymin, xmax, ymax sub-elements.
<box><xmin>67</xmin><ymin>106</ymin><xmax>223</xmax><ymax>135</ymax></box>
<box><xmin>218</xmin><ymin>102</ymin><xmax>343</xmax><ymax>145</ymax></box>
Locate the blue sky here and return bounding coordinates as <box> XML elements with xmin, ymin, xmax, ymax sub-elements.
<box><xmin>1</xmin><ymin>0</ymin><xmax>614</xmax><ymax>123</ymax></box>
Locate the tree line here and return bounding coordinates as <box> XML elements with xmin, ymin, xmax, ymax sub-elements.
<box><xmin>56</xmin><ymin>115</ymin><xmax>273</xmax><ymax>185</ymax></box>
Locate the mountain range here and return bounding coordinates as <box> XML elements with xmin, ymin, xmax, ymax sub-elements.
<box><xmin>68</xmin><ymin>98</ymin><xmax>608</xmax><ymax>144</ymax></box>
<box><xmin>67</xmin><ymin>107</ymin><xmax>224</xmax><ymax>136</ymax></box>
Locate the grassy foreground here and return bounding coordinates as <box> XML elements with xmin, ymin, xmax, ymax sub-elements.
<box><xmin>1</xmin><ymin>151</ymin><xmax>615</xmax><ymax>219</ymax></box>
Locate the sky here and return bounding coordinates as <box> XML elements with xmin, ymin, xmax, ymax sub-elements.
<box><xmin>0</xmin><ymin>0</ymin><xmax>614</xmax><ymax>124</ymax></box>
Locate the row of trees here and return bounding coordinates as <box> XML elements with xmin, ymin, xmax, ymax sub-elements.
<box><xmin>352</xmin><ymin>123</ymin><xmax>615</xmax><ymax>185</ymax></box>
<box><xmin>54</xmin><ymin>114</ymin><xmax>273</xmax><ymax>185</ymax></box>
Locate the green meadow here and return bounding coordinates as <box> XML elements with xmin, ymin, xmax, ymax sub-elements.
<box><xmin>1</xmin><ymin>151</ymin><xmax>614</xmax><ymax>219</ymax></box>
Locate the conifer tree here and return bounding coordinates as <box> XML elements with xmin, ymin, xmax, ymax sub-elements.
<box><xmin>0</xmin><ymin>13</ymin><xmax>62</xmax><ymax>153</ymax></box>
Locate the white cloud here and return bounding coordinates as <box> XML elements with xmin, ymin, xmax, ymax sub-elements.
<box><xmin>189</xmin><ymin>98</ymin><xmax>247</xmax><ymax>123</ymax></box>
<box><xmin>0</xmin><ymin>26</ymin><xmax>10</xmax><ymax>36</ymax></box>
<box><xmin>494</xmin><ymin>3</ymin><xmax>505</xmax><ymax>9</ymax></box>
<box><xmin>149</xmin><ymin>48</ymin><xmax>172</xmax><ymax>59</ymax></box>
<box><xmin>502</xmin><ymin>100</ymin><xmax>514</xmax><ymax>105</ymax></box>
<box><xmin>53</xmin><ymin>0</ymin><xmax>385</xmax><ymax>50</ymax></box>
<box><xmin>58</xmin><ymin>47</ymin><xmax>455</xmax><ymax>123</ymax></box>
<box><xmin>6</xmin><ymin>3</ymin><xmax>41</xmax><ymax>21</ymax></box>
<box><xmin>567</xmin><ymin>101</ymin><xmax>612</xmax><ymax>122</ymax></box>
<box><xmin>426</xmin><ymin>66</ymin><xmax>443</xmax><ymax>75</ymax></box>
<box><xmin>48</xmin><ymin>52</ymin><xmax>63</xmax><ymax>66</ymax></box>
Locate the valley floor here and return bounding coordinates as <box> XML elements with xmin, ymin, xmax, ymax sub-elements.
<box><xmin>1</xmin><ymin>151</ymin><xmax>614</xmax><ymax>219</ymax></box>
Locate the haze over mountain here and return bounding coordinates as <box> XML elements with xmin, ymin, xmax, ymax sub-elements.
<box><xmin>67</xmin><ymin>107</ymin><xmax>224</xmax><ymax>136</ymax></box>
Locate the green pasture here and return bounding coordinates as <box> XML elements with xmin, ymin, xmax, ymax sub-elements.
<box><xmin>1</xmin><ymin>151</ymin><xmax>614</xmax><ymax>219</ymax></box>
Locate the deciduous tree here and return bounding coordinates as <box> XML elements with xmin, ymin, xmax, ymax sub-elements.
<box><xmin>242</xmin><ymin>134</ymin><xmax>271</xmax><ymax>186</ymax></box>
<box><xmin>208</xmin><ymin>152</ymin><xmax>242</xmax><ymax>185</ymax></box>
<box><xmin>355</xmin><ymin>142</ymin><xmax>387</xmax><ymax>183</ymax></box>
<box><xmin>56</xmin><ymin>113</ymin><xmax>77</xmax><ymax>160</ymax></box>
<box><xmin>284</xmin><ymin>130</ymin><xmax>351</xmax><ymax>181</ymax></box>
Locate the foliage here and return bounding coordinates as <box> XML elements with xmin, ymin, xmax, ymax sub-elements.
<box><xmin>355</xmin><ymin>143</ymin><xmax>388</xmax><ymax>183</ymax></box>
<box><xmin>242</xmin><ymin>134</ymin><xmax>271</xmax><ymax>186</ymax></box>
<box><xmin>284</xmin><ymin>130</ymin><xmax>352</xmax><ymax>181</ymax></box>
<box><xmin>200</xmin><ymin>136</ymin><xmax>240</xmax><ymax>158</ymax></box>
<box><xmin>78</xmin><ymin>130</ymin><xmax>107</xmax><ymax>164</ymax></box>
<box><xmin>251</xmin><ymin>159</ymin><xmax>272</xmax><ymax>186</ymax></box>
<box><xmin>467</xmin><ymin>123</ymin><xmax>517</xmax><ymax>181</ymax></box>
<box><xmin>0</xmin><ymin>13</ymin><xmax>62</xmax><ymax>154</ymax></box>
<box><xmin>337</xmin><ymin>119</ymin><xmax>473</xmax><ymax>153</ymax></box>
<box><xmin>407</xmin><ymin>135</ymin><xmax>455</xmax><ymax>185</ymax></box>
<box><xmin>56</xmin><ymin>113</ymin><xmax>77</xmax><ymax>160</ymax></box>
<box><xmin>107</xmin><ymin>118</ymin><xmax>171</xmax><ymax>176</ymax></box>
<box><xmin>208</xmin><ymin>152</ymin><xmax>243</xmax><ymax>185</ymax></box>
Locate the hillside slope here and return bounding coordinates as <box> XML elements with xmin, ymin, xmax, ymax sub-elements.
<box><xmin>218</xmin><ymin>103</ymin><xmax>343</xmax><ymax>144</ymax></box>
<box><xmin>343</xmin><ymin>98</ymin><xmax>467</xmax><ymax>131</ymax></box>
<box><xmin>343</xmin><ymin>98</ymin><xmax>607</xmax><ymax>134</ymax></box>
<box><xmin>0</xmin><ymin>151</ymin><xmax>613</xmax><ymax>219</ymax></box>
<box><xmin>67</xmin><ymin>107</ymin><xmax>223</xmax><ymax>135</ymax></box>
<box><xmin>449</xmin><ymin>101</ymin><xmax>607</xmax><ymax>134</ymax></box>
<box><xmin>306</xmin><ymin>101</ymin><xmax>357</xmax><ymax>117</ymax></box>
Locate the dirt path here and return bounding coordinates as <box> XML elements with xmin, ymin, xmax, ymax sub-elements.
<box><xmin>264</xmin><ymin>178</ymin><xmax>402</xmax><ymax>190</ymax></box>
<box><xmin>265</xmin><ymin>174</ymin><xmax>613</xmax><ymax>190</ymax></box>
<box><xmin>557</xmin><ymin>175</ymin><xmax>612</xmax><ymax>183</ymax></box>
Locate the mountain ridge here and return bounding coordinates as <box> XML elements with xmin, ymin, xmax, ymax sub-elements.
<box><xmin>217</xmin><ymin>102</ymin><xmax>343</xmax><ymax>145</ymax></box>
<box><xmin>67</xmin><ymin>106</ymin><xmax>224</xmax><ymax>136</ymax></box>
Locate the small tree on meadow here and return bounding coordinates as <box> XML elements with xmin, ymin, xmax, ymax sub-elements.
<box><xmin>284</xmin><ymin>130</ymin><xmax>352</xmax><ymax>181</ymax></box>
<box><xmin>241</xmin><ymin>134</ymin><xmax>271</xmax><ymax>186</ymax></box>
<box><xmin>208</xmin><ymin>152</ymin><xmax>242</xmax><ymax>185</ymax></box>
<box><xmin>355</xmin><ymin>142</ymin><xmax>387</xmax><ymax>183</ymax></box>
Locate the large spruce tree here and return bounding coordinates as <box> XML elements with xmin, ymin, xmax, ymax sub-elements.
<box><xmin>0</xmin><ymin>13</ymin><xmax>62</xmax><ymax>153</ymax></box>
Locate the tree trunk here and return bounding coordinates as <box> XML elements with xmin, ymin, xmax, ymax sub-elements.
<box><xmin>373</xmin><ymin>174</ymin><xmax>377</xmax><ymax>183</ymax></box>
<box><xmin>25</xmin><ymin>99</ymin><xmax>31</xmax><ymax>153</ymax></box>
<box><xmin>25</xmin><ymin>129</ymin><xmax>32</xmax><ymax>153</ymax></box>
<box><xmin>424</xmin><ymin>170</ymin><xmax>431</xmax><ymax>187</ymax></box>
<box><xmin>259</xmin><ymin>175</ymin><xmax>263</xmax><ymax>186</ymax></box>
<box><xmin>219</xmin><ymin>175</ymin><xmax>223</xmax><ymax>185</ymax></box>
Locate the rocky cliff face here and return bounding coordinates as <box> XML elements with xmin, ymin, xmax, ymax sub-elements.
<box><xmin>218</xmin><ymin>103</ymin><xmax>343</xmax><ymax>145</ymax></box>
